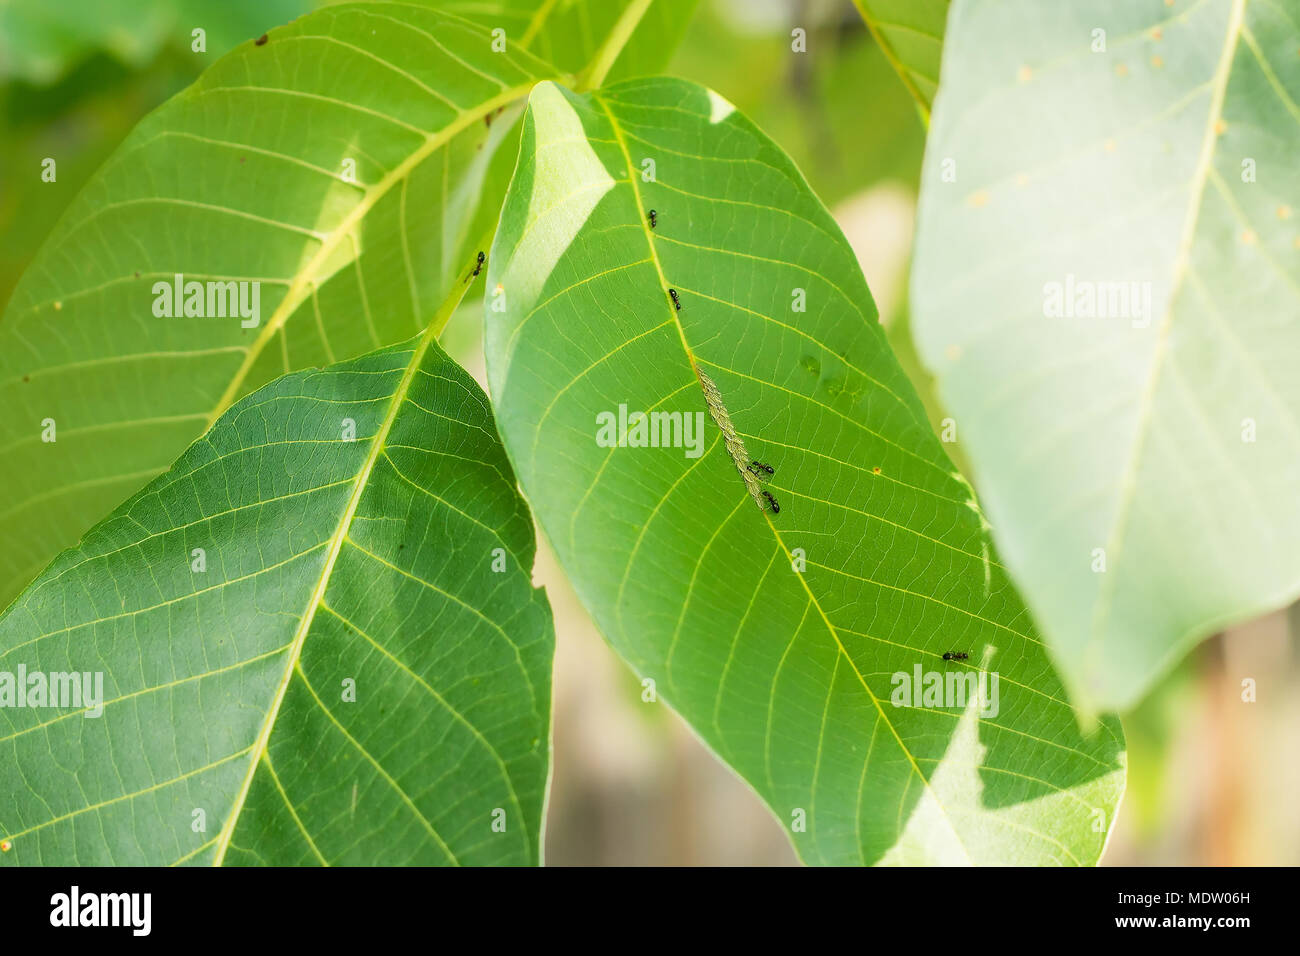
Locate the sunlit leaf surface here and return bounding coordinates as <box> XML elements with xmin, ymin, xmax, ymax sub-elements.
<box><xmin>485</xmin><ymin>77</ymin><xmax>1125</xmax><ymax>865</ymax></box>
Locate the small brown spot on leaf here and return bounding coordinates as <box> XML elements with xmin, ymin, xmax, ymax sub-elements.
<box><xmin>255</xmin><ymin>34</ymin><xmax>268</xmax><ymax>46</ymax></box>
<box><xmin>872</xmin><ymin>467</ymin><xmax>882</xmax><ymax>475</ymax></box>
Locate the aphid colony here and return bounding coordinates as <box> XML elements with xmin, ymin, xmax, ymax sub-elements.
<box><xmin>747</xmin><ymin>461</ymin><xmax>779</xmax><ymax>514</ymax></box>
<box><xmin>734</xmin><ymin>459</ymin><xmax>779</xmax><ymax>514</ymax></box>
<box><xmin>661</xmin><ymin>209</ymin><xmax>780</xmax><ymax>517</ymax></box>
<box><xmin>942</xmin><ymin>651</ymin><xmax>969</xmax><ymax>661</ymax></box>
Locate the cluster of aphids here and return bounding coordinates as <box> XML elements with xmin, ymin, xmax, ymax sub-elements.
<box><xmin>652</xmin><ymin>208</ymin><xmax>780</xmax><ymax>517</ymax></box>
<box><xmin>942</xmin><ymin>651</ymin><xmax>969</xmax><ymax>661</ymax></box>
<box><xmin>748</xmin><ymin>460</ymin><xmax>779</xmax><ymax>514</ymax></box>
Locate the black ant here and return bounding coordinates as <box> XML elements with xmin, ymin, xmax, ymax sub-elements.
<box><xmin>472</xmin><ymin>251</ymin><xmax>485</xmax><ymax>277</ymax></box>
<box><xmin>761</xmin><ymin>490</ymin><xmax>780</xmax><ymax>514</ymax></box>
<box><xmin>648</xmin><ymin>209</ymin><xmax>657</xmax><ymax>229</ymax></box>
<box><xmin>668</xmin><ymin>288</ymin><xmax>681</xmax><ymax>311</ymax></box>
<box><xmin>942</xmin><ymin>651</ymin><xmax>969</xmax><ymax>661</ymax></box>
<box><xmin>747</xmin><ymin>460</ymin><xmax>774</xmax><ymax>478</ymax></box>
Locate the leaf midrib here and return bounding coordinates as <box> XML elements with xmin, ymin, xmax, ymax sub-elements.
<box><xmin>208</xmin><ymin>260</ymin><xmax>476</xmax><ymax>866</ymax></box>
<box><xmin>208</xmin><ymin>0</ymin><xmax>664</xmax><ymax>425</ymax></box>
<box><xmin>205</xmin><ymin>77</ymin><xmax>542</xmax><ymax>427</ymax></box>
<box><xmin>1088</xmin><ymin>0</ymin><xmax>1248</xmax><ymax>665</ymax></box>
<box><xmin>199</xmin><ymin>0</ymin><xmax>601</xmax><ymax>426</ymax></box>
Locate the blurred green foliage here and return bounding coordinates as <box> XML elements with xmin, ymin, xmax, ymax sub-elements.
<box><xmin>1</xmin><ymin>53</ymin><xmax>190</xmax><ymax>306</ymax></box>
<box><xmin>0</xmin><ymin>0</ymin><xmax>311</xmax><ymax>84</ymax></box>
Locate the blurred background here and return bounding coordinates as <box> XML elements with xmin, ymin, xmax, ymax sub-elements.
<box><xmin>3</xmin><ymin>0</ymin><xmax>1297</xmax><ymax>866</ymax></box>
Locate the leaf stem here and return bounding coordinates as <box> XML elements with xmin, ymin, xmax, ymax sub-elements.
<box><xmin>850</xmin><ymin>0</ymin><xmax>932</xmax><ymax>126</ymax></box>
<box><xmin>521</xmin><ymin>0</ymin><xmax>563</xmax><ymax>49</ymax></box>
<box><xmin>577</xmin><ymin>0</ymin><xmax>655</xmax><ymax>91</ymax></box>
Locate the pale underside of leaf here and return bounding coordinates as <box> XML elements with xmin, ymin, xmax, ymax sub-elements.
<box><xmin>912</xmin><ymin>0</ymin><xmax>1300</xmax><ymax>709</ymax></box>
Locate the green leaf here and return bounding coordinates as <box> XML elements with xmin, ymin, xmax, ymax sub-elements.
<box><xmin>911</xmin><ymin>0</ymin><xmax>1300</xmax><ymax>710</ymax></box>
<box><xmin>0</xmin><ymin>1</ymin><xmax>544</xmax><ymax>610</ymax></box>
<box><xmin>484</xmin><ymin>77</ymin><xmax>1125</xmax><ymax>865</ymax></box>
<box><xmin>0</xmin><ymin>0</ymin><xmax>694</xmax><ymax>612</ymax></box>
<box><xmin>0</xmin><ymin>277</ymin><xmax>554</xmax><ymax>866</ymax></box>
<box><xmin>439</xmin><ymin>0</ymin><xmax>700</xmax><ymax>85</ymax></box>
<box><xmin>850</xmin><ymin>0</ymin><xmax>950</xmax><ymax>118</ymax></box>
